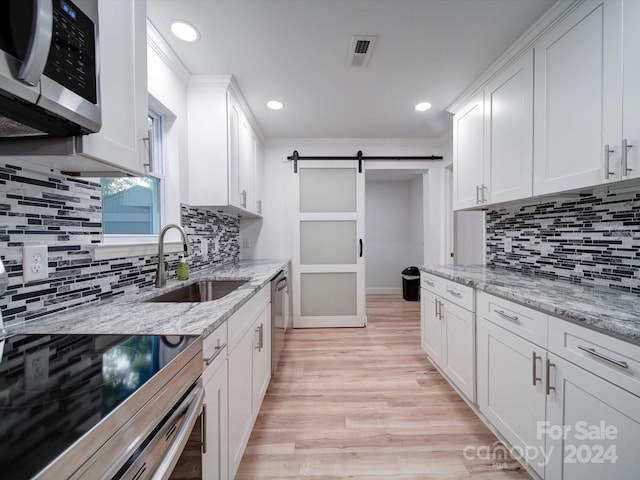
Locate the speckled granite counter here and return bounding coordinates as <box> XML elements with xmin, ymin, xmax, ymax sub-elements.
<box><xmin>5</xmin><ymin>259</ymin><xmax>289</xmax><ymax>338</ymax></box>
<box><xmin>420</xmin><ymin>265</ymin><xmax>640</xmax><ymax>344</ymax></box>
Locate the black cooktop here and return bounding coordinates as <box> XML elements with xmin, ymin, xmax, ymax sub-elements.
<box><xmin>0</xmin><ymin>333</ymin><xmax>198</xmax><ymax>480</ymax></box>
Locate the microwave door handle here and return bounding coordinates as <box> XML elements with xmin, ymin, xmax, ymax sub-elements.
<box><xmin>18</xmin><ymin>0</ymin><xmax>53</xmax><ymax>86</ymax></box>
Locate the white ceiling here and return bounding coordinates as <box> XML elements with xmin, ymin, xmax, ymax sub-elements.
<box><xmin>146</xmin><ymin>0</ymin><xmax>556</xmax><ymax>141</ymax></box>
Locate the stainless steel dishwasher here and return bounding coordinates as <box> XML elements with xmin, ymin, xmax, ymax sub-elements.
<box><xmin>271</xmin><ymin>269</ymin><xmax>288</xmax><ymax>375</ymax></box>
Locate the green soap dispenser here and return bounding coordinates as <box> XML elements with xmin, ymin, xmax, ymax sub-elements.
<box><xmin>177</xmin><ymin>255</ymin><xmax>189</xmax><ymax>281</ymax></box>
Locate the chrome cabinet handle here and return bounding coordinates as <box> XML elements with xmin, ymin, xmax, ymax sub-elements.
<box><xmin>604</xmin><ymin>144</ymin><xmax>614</xmax><ymax>179</ymax></box>
<box><xmin>546</xmin><ymin>359</ymin><xmax>555</xmax><ymax>395</ymax></box>
<box><xmin>424</xmin><ymin>279</ymin><xmax>435</xmax><ymax>287</ymax></box>
<box><xmin>532</xmin><ymin>352</ymin><xmax>541</xmax><ymax>386</ymax></box>
<box><xmin>577</xmin><ymin>345</ymin><xmax>629</xmax><ymax>369</ymax></box>
<box><xmin>241</xmin><ymin>189</ymin><xmax>247</xmax><ymax>208</ymax></box>
<box><xmin>438</xmin><ymin>300</ymin><xmax>444</xmax><ymax>320</ymax></box>
<box><xmin>494</xmin><ymin>309</ymin><xmax>519</xmax><ymax>323</ymax></box>
<box><xmin>622</xmin><ymin>139</ymin><xmax>633</xmax><ymax>176</ymax></box>
<box><xmin>482</xmin><ymin>184</ymin><xmax>488</xmax><ymax>203</ymax></box>
<box><xmin>204</xmin><ymin>342</ymin><xmax>226</xmax><ymax>366</ymax></box>
<box><xmin>434</xmin><ymin>299</ymin><xmax>439</xmax><ymax>318</ymax></box>
<box><xmin>256</xmin><ymin>200</ymin><xmax>262</xmax><ymax>214</ymax></box>
<box><xmin>255</xmin><ymin>324</ymin><xmax>263</xmax><ymax>351</ymax></box>
<box><xmin>476</xmin><ymin>185</ymin><xmax>481</xmax><ymax>204</ymax></box>
<box><xmin>446</xmin><ymin>288</ymin><xmax>462</xmax><ymax>297</ymax></box>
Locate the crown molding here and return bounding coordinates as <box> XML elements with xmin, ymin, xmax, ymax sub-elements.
<box><xmin>146</xmin><ymin>20</ymin><xmax>191</xmax><ymax>86</ymax></box>
<box><xmin>447</xmin><ymin>0</ymin><xmax>582</xmax><ymax>114</ymax></box>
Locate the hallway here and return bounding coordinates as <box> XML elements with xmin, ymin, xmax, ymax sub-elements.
<box><xmin>236</xmin><ymin>294</ymin><xmax>530</xmax><ymax>479</ymax></box>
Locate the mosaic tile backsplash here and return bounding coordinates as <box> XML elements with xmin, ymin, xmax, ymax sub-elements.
<box><xmin>0</xmin><ymin>161</ymin><xmax>239</xmax><ymax>326</ymax></box>
<box><xmin>486</xmin><ymin>188</ymin><xmax>640</xmax><ymax>293</ymax></box>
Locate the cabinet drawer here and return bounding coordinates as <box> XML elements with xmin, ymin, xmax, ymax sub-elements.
<box><xmin>421</xmin><ymin>273</ymin><xmax>474</xmax><ymax>311</ymax></box>
<box><xmin>421</xmin><ymin>272</ymin><xmax>442</xmax><ymax>294</ymax></box>
<box><xmin>228</xmin><ymin>284</ymin><xmax>270</xmax><ymax>352</ymax></box>
<box><xmin>440</xmin><ymin>278</ymin><xmax>474</xmax><ymax>311</ymax></box>
<box><xmin>477</xmin><ymin>292</ymin><xmax>547</xmax><ymax>348</ymax></box>
<box><xmin>203</xmin><ymin>323</ymin><xmax>228</xmax><ymax>381</ymax></box>
<box><xmin>548</xmin><ymin>316</ymin><xmax>640</xmax><ymax>398</ymax></box>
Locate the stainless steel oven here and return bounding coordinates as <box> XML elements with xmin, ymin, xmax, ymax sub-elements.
<box><xmin>0</xmin><ymin>332</ymin><xmax>203</xmax><ymax>480</ymax></box>
<box><xmin>0</xmin><ymin>0</ymin><xmax>101</xmax><ymax>138</ymax></box>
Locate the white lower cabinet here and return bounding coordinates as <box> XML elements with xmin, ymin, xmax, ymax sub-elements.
<box><xmin>545</xmin><ymin>354</ymin><xmax>640</xmax><ymax>480</ymax></box>
<box><xmin>477</xmin><ymin>315</ymin><xmax>547</xmax><ymax>478</ymax></box>
<box><xmin>228</xmin><ymin>324</ymin><xmax>255</xmax><ymax>477</ymax></box>
<box><xmin>201</xmin><ymin>322</ymin><xmax>229</xmax><ymax>480</ymax></box>
<box><xmin>476</xmin><ymin>290</ymin><xmax>640</xmax><ymax>479</ymax></box>
<box><xmin>227</xmin><ymin>285</ymin><xmax>271</xmax><ymax>479</ymax></box>
<box><xmin>252</xmin><ymin>305</ymin><xmax>272</xmax><ymax>412</ymax></box>
<box><xmin>420</xmin><ymin>273</ymin><xmax>475</xmax><ymax>401</ymax></box>
<box><xmin>202</xmin><ymin>359</ymin><xmax>229</xmax><ymax>480</ymax></box>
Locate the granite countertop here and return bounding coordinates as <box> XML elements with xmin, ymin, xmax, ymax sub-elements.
<box><xmin>6</xmin><ymin>259</ymin><xmax>289</xmax><ymax>338</ymax></box>
<box><xmin>419</xmin><ymin>264</ymin><xmax>640</xmax><ymax>344</ymax></box>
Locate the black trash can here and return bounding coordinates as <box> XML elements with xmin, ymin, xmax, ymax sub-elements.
<box><xmin>401</xmin><ymin>266</ymin><xmax>420</xmax><ymax>301</ymax></box>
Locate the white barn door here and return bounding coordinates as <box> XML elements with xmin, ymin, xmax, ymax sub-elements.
<box><xmin>293</xmin><ymin>160</ymin><xmax>366</xmax><ymax>328</ymax></box>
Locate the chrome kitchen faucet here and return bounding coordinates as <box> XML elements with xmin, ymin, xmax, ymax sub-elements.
<box><xmin>155</xmin><ymin>224</ymin><xmax>193</xmax><ymax>288</ymax></box>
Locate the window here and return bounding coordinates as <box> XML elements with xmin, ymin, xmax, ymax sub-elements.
<box><xmin>101</xmin><ymin>112</ymin><xmax>164</xmax><ymax>235</ymax></box>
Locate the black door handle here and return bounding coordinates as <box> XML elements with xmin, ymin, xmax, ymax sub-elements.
<box><xmin>359</xmin><ymin>239</ymin><xmax>363</xmax><ymax>257</ymax></box>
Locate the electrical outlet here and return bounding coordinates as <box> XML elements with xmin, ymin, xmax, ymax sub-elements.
<box><xmin>24</xmin><ymin>347</ymin><xmax>50</xmax><ymax>390</ymax></box>
<box><xmin>242</xmin><ymin>237</ymin><xmax>250</xmax><ymax>249</ymax></box>
<box><xmin>201</xmin><ymin>238</ymin><xmax>209</xmax><ymax>256</ymax></box>
<box><xmin>23</xmin><ymin>245</ymin><xmax>48</xmax><ymax>282</ymax></box>
<box><xmin>504</xmin><ymin>237</ymin><xmax>513</xmax><ymax>253</ymax></box>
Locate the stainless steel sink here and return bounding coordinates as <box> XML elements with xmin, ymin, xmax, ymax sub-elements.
<box><xmin>145</xmin><ymin>280</ymin><xmax>247</xmax><ymax>303</ymax></box>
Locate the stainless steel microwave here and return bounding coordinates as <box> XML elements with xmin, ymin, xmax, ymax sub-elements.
<box><xmin>0</xmin><ymin>0</ymin><xmax>100</xmax><ymax>139</ymax></box>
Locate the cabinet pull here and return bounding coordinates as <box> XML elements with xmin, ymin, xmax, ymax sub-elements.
<box><xmin>438</xmin><ymin>300</ymin><xmax>444</xmax><ymax>320</ymax></box>
<box><xmin>577</xmin><ymin>345</ymin><xmax>629</xmax><ymax>369</ymax></box>
<box><xmin>446</xmin><ymin>288</ymin><xmax>462</xmax><ymax>297</ymax></box>
<box><xmin>604</xmin><ymin>144</ymin><xmax>614</xmax><ymax>179</ymax></box>
<box><xmin>482</xmin><ymin>184</ymin><xmax>488</xmax><ymax>203</ymax></box>
<box><xmin>256</xmin><ymin>200</ymin><xmax>262</xmax><ymax>214</ymax></box>
<box><xmin>494</xmin><ymin>309</ymin><xmax>519</xmax><ymax>323</ymax></box>
<box><xmin>241</xmin><ymin>189</ymin><xmax>247</xmax><ymax>208</ymax></box>
<box><xmin>476</xmin><ymin>185</ymin><xmax>481</xmax><ymax>204</ymax></box>
<box><xmin>201</xmin><ymin>403</ymin><xmax>207</xmax><ymax>454</ymax></box>
<box><xmin>260</xmin><ymin>323</ymin><xmax>264</xmax><ymax>349</ymax></box>
<box><xmin>546</xmin><ymin>359</ymin><xmax>555</xmax><ymax>395</ymax></box>
<box><xmin>425</xmin><ymin>279</ymin><xmax>435</xmax><ymax>287</ymax></box>
<box><xmin>532</xmin><ymin>352</ymin><xmax>541</xmax><ymax>386</ymax></box>
<box><xmin>434</xmin><ymin>299</ymin><xmax>439</xmax><ymax>318</ymax></box>
<box><xmin>622</xmin><ymin>139</ymin><xmax>633</xmax><ymax>176</ymax></box>
<box><xmin>204</xmin><ymin>342</ymin><xmax>227</xmax><ymax>366</ymax></box>
<box><xmin>255</xmin><ymin>324</ymin><xmax>263</xmax><ymax>351</ymax></box>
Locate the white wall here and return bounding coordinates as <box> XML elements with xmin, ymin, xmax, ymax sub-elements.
<box><xmin>365</xmin><ymin>178</ymin><xmax>423</xmax><ymax>294</ymax></box>
<box><xmin>246</xmin><ymin>139</ymin><xmax>447</xmax><ymax>272</ymax></box>
<box><xmin>147</xmin><ymin>23</ymin><xmax>189</xmax><ymax>240</ymax></box>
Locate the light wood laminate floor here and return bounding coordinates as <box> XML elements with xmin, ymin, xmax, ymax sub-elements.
<box><xmin>236</xmin><ymin>294</ymin><xmax>532</xmax><ymax>479</ymax></box>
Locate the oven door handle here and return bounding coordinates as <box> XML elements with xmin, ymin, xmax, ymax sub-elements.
<box><xmin>150</xmin><ymin>386</ymin><xmax>204</xmax><ymax>480</ymax></box>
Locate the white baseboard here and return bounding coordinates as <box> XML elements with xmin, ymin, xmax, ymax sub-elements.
<box><xmin>366</xmin><ymin>287</ymin><xmax>403</xmax><ymax>295</ymax></box>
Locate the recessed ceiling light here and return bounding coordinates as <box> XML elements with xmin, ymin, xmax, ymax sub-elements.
<box><xmin>267</xmin><ymin>100</ymin><xmax>284</xmax><ymax>110</ymax></box>
<box><xmin>414</xmin><ymin>102</ymin><xmax>432</xmax><ymax>112</ymax></box>
<box><xmin>170</xmin><ymin>20</ymin><xmax>200</xmax><ymax>42</ymax></box>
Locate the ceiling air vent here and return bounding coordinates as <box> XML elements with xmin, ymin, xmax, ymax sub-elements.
<box><xmin>347</xmin><ymin>35</ymin><xmax>377</xmax><ymax>68</ymax></box>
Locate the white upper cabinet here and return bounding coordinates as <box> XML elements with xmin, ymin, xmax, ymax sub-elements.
<box><xmin>622</xmin><ymin>0</ymin><xmax>640</xmax><ymax>181</ymax></box>
<box><xmin>454</xmin><ymin>50</ymin><xmax>534</xmax><ymax>211</ymax></box>
<box><xmin>453</xmin><ymin>91</ymin><xmax>485</xmax><ymax>210</ymax></box>
<box><xmin>484</xmin><ymin>50</ymin><xmax>533</xmax><ymax>204</ymax></box>
<box><xmin>187</xmin><ymin>76</ymin><xmax>263</xmax><ymax>217</ymax></box>
<box><xmin>533</xmin><ymin>0</ymin><xmax>623</xmax><ymax>194</ymax></box>
<box><xmin>76</xmin><ymin>0</ymin><xmax>148</xmax><ymax>175</ymax></box>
